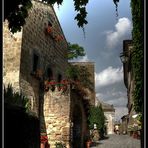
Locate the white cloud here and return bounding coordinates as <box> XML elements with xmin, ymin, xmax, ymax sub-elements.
<box><xmin>95</xmin><ymin>66</ymin><xmax>123</xmax><ymax>88</ymax></box>
<box><xmin>106</xmin><ymin>97</ymin><xmax>127</xmax><ymax>107</ymax></box>
<box><xmin>106</xmin><ymin>17</ymin><xmax>132</xmax><ymax>48</ymax></box>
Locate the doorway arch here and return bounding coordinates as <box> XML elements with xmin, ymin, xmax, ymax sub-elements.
<box><xmin>72</xmin><ymin>104</ymin><xmax>83</xmax><ymax>148</ymax></box>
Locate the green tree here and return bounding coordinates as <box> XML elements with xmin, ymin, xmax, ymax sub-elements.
<box><xmin>67</xmin><ymin>42</ymin><xmax>86</xmax><ymax>60</ymax></box>
<box><xmin>4</xmin><ymin>0</ymin><xmax>32</xmax><ymax>33</ymax></box>
<box><xmin>88</xmin><ymin>105</ymin><xmax>106</xmax><ymax>138</ymax></box>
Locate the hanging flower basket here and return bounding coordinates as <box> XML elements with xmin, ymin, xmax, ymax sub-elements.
<box><xmin>45</xmin><ymin>26</ymin><xmax>53</xmax><ymax>34</ymax></box>
<box><xmin>44</xmin><ymin>79</ymin><xmax>69</xmax><ymax>92</ymax></box>
<box><xmin>55</xmin><ymin>35</ymin><xmax>64</xmax><ymax>42</ymax></box>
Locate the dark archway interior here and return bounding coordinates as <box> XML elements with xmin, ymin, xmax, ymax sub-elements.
<box><xmin>72</xmin><ymin>105</ymin><xmax>83</xmax><ymax>148</ymax></box>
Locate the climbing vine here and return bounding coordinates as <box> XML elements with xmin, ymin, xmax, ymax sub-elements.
<box><xmin>130</xmin><ymin>0</ymin><xmax>144</xmax><ymax>115</ymax></box>
<box><xmin>65</xmin><ymin>64</ymin><xmax>93</xmax><ymax>91</ymax></box>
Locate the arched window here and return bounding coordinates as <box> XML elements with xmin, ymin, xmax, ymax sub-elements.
<box><xmin>57</xmin><ymin>74</ymin><xmax>62</xmax><ymax>82</ymax></box>
<box><xmin>47</xmin><ymin>67</ymin><xmax>53</xmax><ymax>81</ymax></box>
<box><xmin>32</xmin><ymin>53</ymin><xmax>40</xmax><ymax>72</ymax></box>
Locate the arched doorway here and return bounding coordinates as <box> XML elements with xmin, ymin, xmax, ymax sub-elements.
<box><xmin>72</xmin><ymin>105</ymin><xmax>83</xmax><ymax>148</ymax></box>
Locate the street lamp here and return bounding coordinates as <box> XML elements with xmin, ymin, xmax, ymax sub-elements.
<box><xmin>120</xmin><ymin>52</ymin><xmax>128</xmax><ymax>63</ymax></box>
<box><xmin>132</xmin><ymin>114</ymin><xmax>138</xmax><ymax>119</ymax></box>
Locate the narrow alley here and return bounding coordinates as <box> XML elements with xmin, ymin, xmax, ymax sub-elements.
<box><xmin>90</xmin><ymin>134</ymin><xmax>140</xmax><ymax>148</ymax></box>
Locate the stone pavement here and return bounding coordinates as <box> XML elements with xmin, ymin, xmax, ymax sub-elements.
<box><xmin>90</xmin><ymin>134</ymin><xmax>141</xmax><ymax>148</ymax></box>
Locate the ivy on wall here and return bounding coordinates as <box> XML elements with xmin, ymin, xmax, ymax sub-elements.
<box><xmin>130</xmin><ymin>0</ymin><xmax>144</xmax><ymax>115</ymax></box>
<box><xmin>65</xmin><ymin>64</ymin><xmax>93</xmax><ymax>91</ymax></box>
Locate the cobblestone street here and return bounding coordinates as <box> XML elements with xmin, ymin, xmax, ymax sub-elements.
<box><xmin>90</xmin><ymin>134</ymin><xmax>141</xmax><ymax>148</ymax></box>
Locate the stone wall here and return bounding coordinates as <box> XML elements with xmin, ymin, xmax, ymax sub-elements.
<box><xmin>42</xmin><ymin>86</ymin><xmax>71</xmax><ymax>148</ymax></box>
<box><xmin>18</xmin><ymin>1</ymin><xmax>70</xmax><ymax>146</ymax></box>
<box><xmin>3</xmin><ymin>21</ymin><xmax>22</xmax><ymax>92</ymax></box>
<box><xmin>19</xmin><ymin>0</ymin><xmax>69</xmax><ymax>116</ymax></box>
<box><xmin>41</xmin><ymin>85</ymin><xmax>89</xmax><ymax>148</ymax></box>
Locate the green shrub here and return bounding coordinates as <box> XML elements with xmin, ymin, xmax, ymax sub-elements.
<box><xmin>4</xmin><ymin>84</ymin><xmax>30</xmax><ymax>112</ymax></box>
<box><xmin>55</xmin><ymin>142</ymin><xmax>66</xmax><ymax>148</ymax></box>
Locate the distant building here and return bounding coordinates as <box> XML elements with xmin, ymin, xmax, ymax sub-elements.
<box><xmin>96</xmin><ymin>99</ymin><xmax>115</xmax><ymax>134</ymax></box>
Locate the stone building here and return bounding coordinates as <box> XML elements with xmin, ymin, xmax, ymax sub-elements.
<box><xmin>3</xmin><ymin>1</ymin><xmax>95</xmax><ymax>147</ymax></box>
<box><xmin>96</xmin><ymin>100</ymin><xmax>115</xmax><ymax>134</ymax></box>
<box><xmin>120</xmin><ymin>40</ymin><xmax>137</xmax><ymax>132</ymax></box>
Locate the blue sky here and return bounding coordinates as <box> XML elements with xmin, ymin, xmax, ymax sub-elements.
<box><xmin>54</xmin><ymin>0</ymin><xmax>132</xmax><ymax>121</ymax></box>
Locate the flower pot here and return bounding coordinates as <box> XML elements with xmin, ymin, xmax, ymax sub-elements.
<box><xmin>86</xmin><ymin>140</ymin><xmax>92</xmax><ymax>148</ymax></box>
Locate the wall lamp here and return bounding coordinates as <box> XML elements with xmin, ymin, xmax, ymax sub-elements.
<box><xmin>120</xmin><ymin>52</ymin><xmax>128</xmax><ymax>63</ymax></box>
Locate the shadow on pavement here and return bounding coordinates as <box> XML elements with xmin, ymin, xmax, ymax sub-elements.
<box><xmin>99</xmin><ymin>136</ymin><xmax>109</xmax><ymax>140</ymax></box>
<box><xmin>90</xmin><ymin>136</ymin><xmax>109</xmax><ymax>147</ymax></box>
<box><xmin>90</xmin><ymin>142</ymin><xmax>102</xmax><ymax>147</ymax></box>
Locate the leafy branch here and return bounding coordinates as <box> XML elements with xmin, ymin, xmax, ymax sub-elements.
<box><xmin>67</xmin><ymin>42</ymin><xmax>86</xmax><ymax>60</ymax></box>
<box><xmin>4</xmin><ymin>84</ymin><xmax>31</xmax><ymax>112</ymax></box>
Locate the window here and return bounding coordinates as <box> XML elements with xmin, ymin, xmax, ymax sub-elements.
<box><xmin>47</xmin><ymin>13</ymin><xmax>55</xmax><ymax>25</ymax></box>
<box><xmin>48</xmin><ymin>21</ymin><xmax>52</xmax><ymax>27</ymax></box>
<box><xmin>33</xmin><ymin>54</ymin><xmax>39</xmax><ymax>72</ymax></box>
<box><xmin>57</xmin><ymin>74</ymin><xmax>62</xmax><ymax>82</ymax></box>
<box><xmin>47</xmin><ymin>67</ymin><xmax>53</xmax><ymax>81</ymax></box>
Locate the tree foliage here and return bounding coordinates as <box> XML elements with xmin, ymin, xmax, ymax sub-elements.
<box><xmin>67</xmin><ymin>42</ymin><xmax>86</xmax><ymax>60</ymax></box>
<box><xmin>4</xmin><ymin>0</ymin><xmax>89</xmax><ymax>33</ymax></box>
<box><xmin>4</xmin><ymin>0</ymin><xmax>32</xmax><ymax>33</ymax></box>
<box><xmin>88</xmin><ymin>105</ymin><xmax>106</xmax><ymax>136</ymax></box>
<box><xmin>4</xmin><ymin>84</ymin><xmax>31</xmax><ymax>111</ymax></box>
<box><xmin>4</xmin><ymin>0</ymin><xmax>118</xmax><ymax>33</ymax></box>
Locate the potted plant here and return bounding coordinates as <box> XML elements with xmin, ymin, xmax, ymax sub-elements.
<box><xmin>55</xmin><ymin>142</ymin><xmax>66</xmax><ymax>148</ymax></box>
<box><xmin>84</xmin><ymin>134</ymin><xmax>92</xmax><ymax>148</ymax></box>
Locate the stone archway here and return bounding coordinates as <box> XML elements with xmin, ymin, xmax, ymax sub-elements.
<box><xmin>72</xmin><ymin>104</ymin><xmax>83</xmax><ymax>148</ymax></box>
